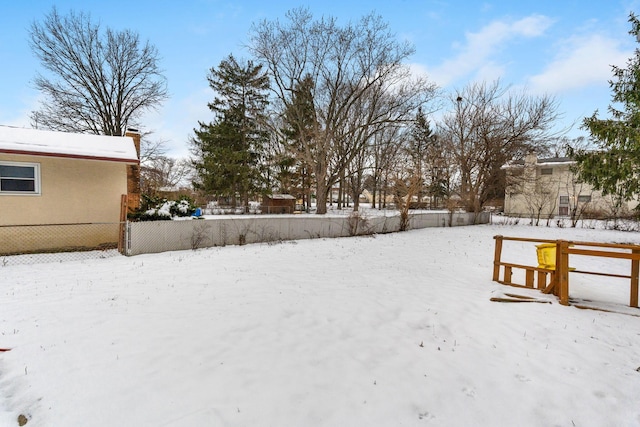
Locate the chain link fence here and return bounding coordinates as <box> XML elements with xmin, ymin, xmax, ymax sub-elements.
<box><xmin>0</xmin><ymin>222</ymin><xmax>124</xmax><ymax>266</ymax></box>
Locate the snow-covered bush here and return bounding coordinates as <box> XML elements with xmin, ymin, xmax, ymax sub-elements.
<box><xmin>130</xmin><ymin>195</ymin><xmax>197</xmax><ymax>221</ymax></box>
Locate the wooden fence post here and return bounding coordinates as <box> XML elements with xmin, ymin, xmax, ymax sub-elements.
<box><xmin>557</xmin><ymin>240</ymin><xmax>570</xmax><ymax>306</ymax></box>
<box><xmin>493</xmin><ymin>235</ymin><xmax>503</xmax><ymax>282</ymax></box>
<box><xmin>118</xmin><ymin>194</ymin><xmax>127</xmax><ymax>255</ymax></box>
<box><xmin>631</xmin><ymin>249</ymin><xmax>639</xmax><ymax>308</ymax></box>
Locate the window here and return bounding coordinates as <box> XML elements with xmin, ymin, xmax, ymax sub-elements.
<box><xmin>540</xmin><ymin>168</ymin><xmax>553</xmax><ymax>175</ymax></box>
<box><xmin>559</xmin><ymin>196</ymin><xmax>569</xmax><ymax>205</ymax></box>
<box><xmin>578</xmin><ymin>195</ymin><xmax>592</xmax><ymax>203</ymax></box>
<box><xmin>0</xmin><ymin>162</ymin><xmax>40</xmax><ymax>194</ymax></box>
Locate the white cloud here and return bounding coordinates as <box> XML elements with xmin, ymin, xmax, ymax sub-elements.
<box><xmin>425</xmin><ymin>14</ymin><xmax>554</xmax><ymax>86</ymax></box>
<box><xmin>528</xmin><ymin>34</ymin><xmax>631</xmax><ymax>94</ymax></box>
<box><xmin>512</xmin><ymin>14</ymin><xmax>553</xmax><ymax>37</ymax></box>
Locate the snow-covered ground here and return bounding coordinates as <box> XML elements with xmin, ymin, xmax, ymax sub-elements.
<box><xmin>1</xmin><ymin>220</ymin><xmax>640</xmax><ymax>426</ymax></box>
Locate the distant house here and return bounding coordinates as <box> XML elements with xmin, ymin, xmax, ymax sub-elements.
<box><xmin>503</xmin><ymin>153</ymin><xmax>636</xmax><ymax>219</ymax></box>
<box><xmin>0</xmin><ymin>126</ymin><xmax>140</xmax><ymax>254</ymax></box>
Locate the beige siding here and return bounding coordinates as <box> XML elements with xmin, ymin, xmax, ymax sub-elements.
<box><xmin>504</xmin><ymin>157</ymin><xmax>636</xmax><ymax>218</ymax></box>
<box><xmin>1</xmin><ymin>153</ymin><xmax>127</xmax><ymax>225</ymax></box>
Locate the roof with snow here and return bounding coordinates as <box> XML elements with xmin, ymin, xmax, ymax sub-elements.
<box><xmin>502</xmin><ymin>156</ymin><xmax>575</xmax><ymax>169</ymax></box>
<box><xmin>0</xmin><ymin>125</ymin><xmax>139</xmax><ymax>163</ymax></box>
<box><xmin>266</xmin><ymin>194</ymin><xmax>296</xmax><ymax>200</ymax></box>
<box><xmin>535</xmin><ymin>157</ymin><xmax>575</xmax><ymax>166</ymax></box>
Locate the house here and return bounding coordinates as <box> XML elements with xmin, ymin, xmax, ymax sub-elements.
<box><xmin>503</xmin><ymin>153</ymin><xmax>636</xmax><ymax>219</ymax></box>
<box><xmin>0</xmin><ymin>126</ymin><xmax>140</xmax><ymax>254</ymax></box>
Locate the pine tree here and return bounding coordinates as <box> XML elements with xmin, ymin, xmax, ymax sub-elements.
<box><xmin>409</xmin><ymin>108</ymin><xmax>448</xmax><ymax>208</ymax></box>
<box><xmin>280</xmin><ymin>75</ymin><xmax>318</xmax><ymax>209</ymax></box>
<box><xmin>574</xmin><ymin>13</ymin><xmax>640</xmax><ymax>203</ymax></box>
<box><xmin>191</xmin><ymin>55</ymin><xmax>269</xmax><ymax>208</ymax></box>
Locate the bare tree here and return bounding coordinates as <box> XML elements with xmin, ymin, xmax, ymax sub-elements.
<box><xmin>439</xmin><ymin>80</ymin><xmax>560</xmax><ymax>219</ymax></box>
<box><xmin>505</xmin><ymin>160</ymin><xmax>558</xmax><ymax>225</ymax></box>
<box><xmin>369</xmin><ymin>126</ymin><xmax>404</xmax><ymax>209</ymax></box>
<box><xmin>29</xmin><ymin>7</ymin><xmax>168</xmax><ymax>135</ymax></box>
<box><xmin>250</xmin><ymin>8</ymin><xmax>436</xmax><ymax>214</ymax></box>
<box><xmin>139</xmin><ymin>135</ymin><xmax>168</xmax><ymax>165</ymax></box>
<box><xmin>391</xmin><ymin>171</ymin><xmax>422</xmax><ymax>231</ymax></box>
<box><xmin>561</xmin><ymin>169</ymin><xmax>593</xmax><ymax>227</ymax></box>
<box><xmin>549</xmin><ymin>136</ymin><xmax>590</xmax><ymax>158</ymax></box>
<box><xmin>345</xmin><ymin>139</ymin><xmax>370</xmax><ymax>212</ymax></box>
<box><xmin>141</xmin><ymin>156</ymin><xmax>191</xmax><ymax>196</ymax></box>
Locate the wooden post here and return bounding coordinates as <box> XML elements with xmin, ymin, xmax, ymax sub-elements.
<box><xmin>631</xmin><ymin>249</ymin><xmax>639</xmax><ymax>308</ymax></box>
<box><xmin>537</xmin><ymin>271</ymin><xmax>547</xmax><ymax>290</ymax></box>
<box><xmin>504</xmin><ymin>266</ymin><xmax>513</xmax><ymax>285</ymax></box>
<box><xmin>493</xmin><ymin>235</ymin><xmax>503</xmax><ymax>282</ymax></box>
<box><xmin>118</xmin><ymin>194</ymin><xmax>127</xmax><ymax>254</ymax></box>
<box><xmin>557</xmin><ymin>240</ymin><xmax>570</xmax><ymax>306</ymax></box>
<box><xmin>525</xmin><ymin>269</ymin><xmax>534</xmax><ymax>288</ymax></box>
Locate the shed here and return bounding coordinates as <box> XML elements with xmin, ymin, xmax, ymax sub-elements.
<box><xmin>261</xmin><ymin>194</ymin><xmax>296</xmax><ymax>214</ymax></box>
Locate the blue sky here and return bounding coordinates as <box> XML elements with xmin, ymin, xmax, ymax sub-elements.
<box><xmin>1</xmin><ymin>0</ymin><xmax>639</xmax><ymax>157</ymax></box>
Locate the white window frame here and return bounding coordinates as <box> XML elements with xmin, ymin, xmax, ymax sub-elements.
<box><xmin>0</xmin><ymin>161</ymin><xmax>41</xmax><ymax>195</ymax></box>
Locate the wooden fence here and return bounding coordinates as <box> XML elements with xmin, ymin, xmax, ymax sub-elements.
<box><xmin>492</xmin><ymin>235</ymin><xmax>640</xmax><ymax>308</ymax></box>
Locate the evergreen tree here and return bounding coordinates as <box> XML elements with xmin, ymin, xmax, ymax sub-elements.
<box><xmin>280</xmin><ymin>75</ymin><xmax>318</xmax><ymax>209</ymax></box>
<box><xmin>406</xmin><ymin>107</ymin><xmax>434</xmax><ymax>204</ymax></box>
<box><xmin>191</xmin><ymin>55</ymin><xmax>269</xmax><ymax>207</ymax></box>
<box><xmin>408</xmin><ymin>108</ymin><xmax>449</xmax><ymax>208</ymax></box>
<box><xmin>574</xmin><ymin>13</ymin><xmax>640</xmax><ymax>203</ymax></box>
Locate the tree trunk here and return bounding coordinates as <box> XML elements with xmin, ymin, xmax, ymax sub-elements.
<box><xmin>371</xmin><ymin>186</ymin><xmax>377</xmax><ymax>209</ymax></box>
<box><xmin>316</xmin><ymin>182</ymin><xmax>329</xmax><ymax>214</ymax></box>
<box><xmin>337</xmin><ymin>174</ymin><xmax>344</xmax><ymax>210</ymax></box>
<box><xmin>315</xmin><ymin>162</ymin><xmax>329</xmax><ymax>214</ymax></box>
<box><xmin>352</xmin><ymin>189</ymin><xmax>360</xmax><ymax>212</ymax></box>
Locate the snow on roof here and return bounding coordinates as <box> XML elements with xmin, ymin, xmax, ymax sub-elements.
<box><xmin>502</xmin><ymin>156</ymin><xmax>575</xmax><ymax>169</ymax></box>
<box><xmin>267</xmin><ymin>194</ymin><xmax>296</xmax><ymax>200</ymax></box>
<box><xmin>536</xmin><ymin>158</ymin><xmax>575</xmax><ymax>166</ymax></box>
<box><xmin>0</xmin><ymin>125</ymin><xmax>139</xmax><ymax>163</ymax></box>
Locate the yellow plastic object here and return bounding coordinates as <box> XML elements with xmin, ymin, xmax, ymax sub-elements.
<box><xmin>536</xmin><ymin>243</ymin><xmax>557</xmax><ymax>269</ymax></box>
<box><xmin>536</xmin><ymin>243</ymin><xmax>575</xmax><ymax>271</ymax></box>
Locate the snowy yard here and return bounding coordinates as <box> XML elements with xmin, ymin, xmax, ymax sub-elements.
<box><xmin>1</xmin><ymin>221</ymin><xmax>640</xmax><ymax>426</ymax></box>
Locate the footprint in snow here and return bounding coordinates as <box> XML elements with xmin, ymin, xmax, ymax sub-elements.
<box><xmin>418</xmin><ymin>411</ymin><xmax>435</xmax><ymax>420</ymax></box>
<box><xmin>462</xmin><ymin>386</ymin><xmax>476</xmax><ymax>397</ymax></box>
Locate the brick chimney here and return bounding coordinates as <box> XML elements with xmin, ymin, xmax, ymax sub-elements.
<box><xmin>125</xmin><ymin>129</ymin><xmax>141</xmax><ymax>212</ymax></box>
